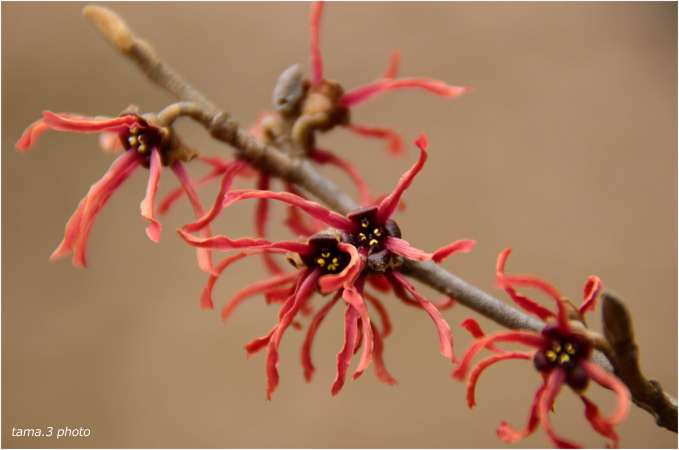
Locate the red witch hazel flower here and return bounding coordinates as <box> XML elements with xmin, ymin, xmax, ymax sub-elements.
<box><xmin>296</xmin><ymin>1</ymin><xmax>472</xmax><ymax>155</ymax></box>
<box><xmin>16</xmin><ymin>108</ymin><xmax>214</xmax><ymax>271</ymax></box>
<box><xmin>452</xmin><ymin>248</ymin><xmax>631</xmax><ymax>448</ymax></box>
<box><xmin>178</xmin><ymin>133</ymin><xmax>475</xmax><ymax>399</ymax></box>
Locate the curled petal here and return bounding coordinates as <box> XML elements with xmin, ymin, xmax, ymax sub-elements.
<box><xmin>253</xmin><ymin>174</ymin><xmax>284</xmax><ymax>275</ymax></box>
<box><xmin>460</xmin><ymin>318</ymin><xmax>487</xmax><ymax>340</ymax></box>
<box><xmin>431</xmin><ymin>297</ymin><xmax>456</xmax><ymax>310</ymax></box>
<box><xmin>342</xmin><ymin>282</ymin><xmax>373</xmax><ymax>380</ymax></box>
<box><xmin>331</xmin><ymin>305</ymin><xmax>359</xmax><ymax>396</ymax></box>
<box><xmin>539</xmin><ymin>368</ymin><xmax>580</xmax><ymax>448</ymax></box>
<box><xmin>345</xmin><ymin>123</ymin><xmax>405</xmax><ymax>157</ymax></box>
<box><xmin>177</xmin><ymin>229</ymin><xmax>312</xmax><ymax>255</ymax></box>
<box><xmin>580</xmin><ymin>359</ymin><xmax>631</xmax><ymax>427</ymax></box>
<box><xmin>318</xmin><ymin>243</ymin><xmax>363</xmax><ymax>293</ymax></box>
<box><xmin>460</xmin><ymin>318</ymin><xmax>505</xmax><ymax>354</ymax></box>
<box><xmin>50</xmin><ymin>197</ymin><xmax>88</xmax><ymax>262</ymax></box>
<box><xmin>364</xmin><ymin>292</ymin><xmax>392</xmax><ymax>338</ymax></box>
<box><xmin>246</xmin><ymin>274</ymin><xmax>306</xmax><ymax>356</ymax></box>
<box><xmin>496</xmin><ymin>248</ymin><xmax>556</xmax><ymax>322</ymax></box>
<box><xmin>353</xmin><ymin>319</ymin><xmax>364</xmax><ymax>357</ymax></box>
<box><xmin>452</xmin><ymin>330</ymin><xmax>548</xmax><ymax>381</ymax></box>
<box><xmin>280</xmin><ymin>183</ymin><xmax>317</xmax><ymax>238</ymax></box>
<box><xmin>309</xmin><ymin>147</ymin><xmax>373</xmax><ymax>206</ymax></box>
<box><xmin>16</xmin><ymin>118</ymin><xmax>51</xmax><ymax>151</ymax></box>
<box><xmin>223</xmin><ymin>189</ymin><xmax>355</xmax><ymax>232</ymax></box>
<box><xmin>157</xmin><ymin>156</ymin><xmax>230</xmax><ymax>215</ymax></box>
<box><xmin>42</xmin><ymin>110</ymin><xmax>137</xmax><ymax>133</ymax></box>
<box><xmin>140</xmin><ymin>147</ymin><xmax>162</xmax><ymax>242</ymax></box>
<box><xmin>581</xmin><ymin>395</ymin><xmax>620</xmax><ymax>448</ymax></box>
<box><xmin>383</xmin><ymin>236</ymin><xmax>431</xmax><ymax>261</ymax></box>
<box><xmin>171</xmin><ymin>162</ymin><xmax>215</xmax><ymax>274</ymax></box>
<box><xmin>301</xmin><ymin>293</ymin><xmax>341</xmax><ymax>382</ymax></box>
<box><xmin>201</xmin><ymin>249</ymin><xmax>288</xmax><ymax>310</ymax></box>
<box><xmin>466</xmin><ymin>351</ymin><xmax>534</xmax><ymax>408</ymax></box>
<box><xmin>390</xmin><ymin>277</ymin><xmax>423</xmax><ymax>309</ymax></box>
<box><xmin>183</xmin><ymin>159</ymin><xmax>250</xmax><ymax>232</ymax></box>
<box><xmin>309</xmin><ymin>1</ymin><xmax>324</xmax><ymax>85</ymax></box>
<box><xmin>371</xmin><ymin>322</ymin><xmax>397</xmax><ymax>386</ymax></box>
<box><xmin>222</xmin><ymin>270</ymin><xmax>303</xmax><ymax>322</ymax></box>
<box><xmin>503</xmin><ymin>274</ymin><xmax>571</xmax><ymax>332</ymax></box>
<box><xmin>381</xmin><ymin>49</ymin><xmax>401</xmax><ymax>79</ymax></box>
<box><xmin>432</xmin><ymin>239</ymin><xmax>476</xmax><ymax>263</ymax></box>
<box><xmin>264</xmin><ymin>285</ymin><xmax>296</xmax><ymax>305</ymax></box>
<box><xmin>157</xmin><ymin>170</ymin><xmax>221</xmax><ymax>215</ymax></box>
<box><xmin>201</xmin><ymin>253</ymin><xmax>250</xmax><ymax>309</ymax></box>
<box><xmin>496</xmin><ymin>248</ymin><xmax>566</xmax><ymax>324</ymax></box>
<box><xmin>580</xmin><ymin>276</ymin><xmax>603</xmax><ymax>316</ymax></box>
<box><xmin>366</xmin><ymin>275</ymin><xmax>392</xmax><ymax>293</ymax></box>
<box><xmin>266</xmin><ymin>269</ymin><xmax>321</xmax><ymax>400</ymax></box>
<box><xmin>245</xmin><ymin>327</ymin><xmax>276</xmax><ymax>358</ymax></box>
<box><xmin>383</xmin><ymin>237</ymin><xmax>475</xmax><ymax>263</ymax></box>
<box><xmin>72</xmin><ymin>157</ymin><xmax>140</xmax><ymax>267</ymax></box>
<box><xmin>342</xmin><ymin>78</ymin><xmax>471</xmax><ymax>107</ymax></box>
<box><xmin>376</xmin><ymin>133</ymin><xmax>428</xmax><ymax>224</ymax></box>
<box><xmin>497</xmin><ymin>382</ymin><xmax>547</xmax><ymax>444</ymax></box>
<box><xmin>390</xmin><ymin>271</ymin><xmax>455</xmax><ymax>362</ymax></box>
<box><xmin>51</xmin><ymin>150</ymin><xmax>140</xmax><ymax>266</ymax></box>
<box><xmin>284</xmin><ymin>203</ymin><xmax>315</xmax><ymax>237</ymax></box>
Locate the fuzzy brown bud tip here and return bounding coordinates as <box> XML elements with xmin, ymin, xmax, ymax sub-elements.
<box><xmin>83</xmin><ymin>5</ymin><xmax>134</xmax><ymax>53</ymax></box>
<box><xmin>602</xmin><ymin>290</ymin><xmax>635</xmax><ymax>348</ymax></box>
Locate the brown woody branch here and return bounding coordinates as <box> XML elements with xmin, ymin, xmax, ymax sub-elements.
<box><xmin>83</xmin><ymin>5</ymin><xmax>676</xmax><ymax>431</ymax></box>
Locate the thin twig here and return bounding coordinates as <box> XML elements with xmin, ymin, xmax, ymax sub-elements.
<box><xmin>83</xmin><ymin>5</ymin><xmax>676</xmax><ymax>430</ymax></box>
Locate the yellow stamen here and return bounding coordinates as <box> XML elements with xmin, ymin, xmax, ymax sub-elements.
<box><xmin>369</xmin><ymin>239</ymin><xmax>378</xmax><ymax>246</ymax></box>
<box><xmin>565</xmin><ymin>343</ymin><xmax>575</xmax><ymax>354</ymax></box>
<box><xmin>316</xmin><ymin>258</ymin><xmax>325</xmax><ymax>267</ymax></box>
<box><xmin>359</xmin><ymin>233</ymin><xmax>367</xmax><ymax>241</ymax></box>
<box><xmin>130</xmin><ymin>127</ymin><xmax>138</xmax><ymax>134</ymax></box>
<box><xmin>138</xmin><ymin>144</ymin><xmax>147</xmax><ymax>153</ymax></box>
<box><xmin>321</xmin><ymin>252</ymin><xmax>331</xmax><ymax>258</ymax></box>
<box><xmin>545</xmin><ymin>350</ymin><xmax>557</xmax><ymax>362</ymax></box>
<box><xmin>361</xmin><ymin>221</ymin><xmax>369</xmax><ymax>228</ymax></box>
<box><xmin>554</xmin><ymin>345</ymin><xmax>562</xmax><ymax>353</ymax></box>
<box><xmin>328</xmin><ymin>264</ymin><xmax>337</xmax><ymax>271</ymax></box>
<box><xmin>128</xmin><ymin>136</ymin><xmax>138</xmax><ymax>147</ymax></box>
<box><xmin>332</xmin><ymin>258</ymin><xmax>338</xmax><ymax>264</ymax></box>
<box><xmin>374</xmin><ymin>229</ymin><xmax>382</xmax><ymax>237</ymax></box>
<box><xmin>558</xmin><ymin>353</ymin><xmax>570</xmax><ymax>364</ymax></box>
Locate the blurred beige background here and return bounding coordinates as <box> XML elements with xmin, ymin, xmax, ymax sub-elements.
<box><xmin>2</xmin><ymin>2</ymin><xmax>676</xmax><ymax>448</ymax></box>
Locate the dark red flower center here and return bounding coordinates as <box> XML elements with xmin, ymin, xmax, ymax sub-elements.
<box><xmin>301</xmin><ymin>234</ymin><xmax>350</xmax><ymax>275</ymax></box>
<box><xmin>533</xmin><ymin>322</ymin><xmax>593</xmax><ymax>391</ymax></box>
<box><xmin>341</xmin><ymin>206</ymin><xmax>402</xmax><ymax>272</ymax></box>
<box><xmin>535</xmin><ymin>340</ymin><xmax>581</xmax><ymax>369</ymax></box>
<box><xmin>120</xmin><ymin>119</ymin><xmax>164</xmax><ymax>166</ymax></box>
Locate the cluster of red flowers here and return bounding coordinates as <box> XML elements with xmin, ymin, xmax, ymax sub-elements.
<box><xmin>453</xmin><ymin>248</ymin><xmax>630</xmax><ymax>448</ymax></box>
<box><xmin>16</xmin><ymin>2</ymin><xmax>631</xmax><ymax>448</ymax></box>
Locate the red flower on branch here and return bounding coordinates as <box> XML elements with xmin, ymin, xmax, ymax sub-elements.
<box><xmin>178</xmin><ymin>133</ymin><xmax>475</xmax><ymax>398</ymax></box>
<box><xmin>306</xmin><ymin>1</ymin><xmax>471</xmax><ymax>155</ymax></box>
<box><xmin>452</xmin><ymin>248</ymin><xmax>631</xmax><ymax>448</ymax></box>
<box><xmin>16</xmin><ymin>108</ymin><xmax>214</xmax><ymax>271</ymax></box>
